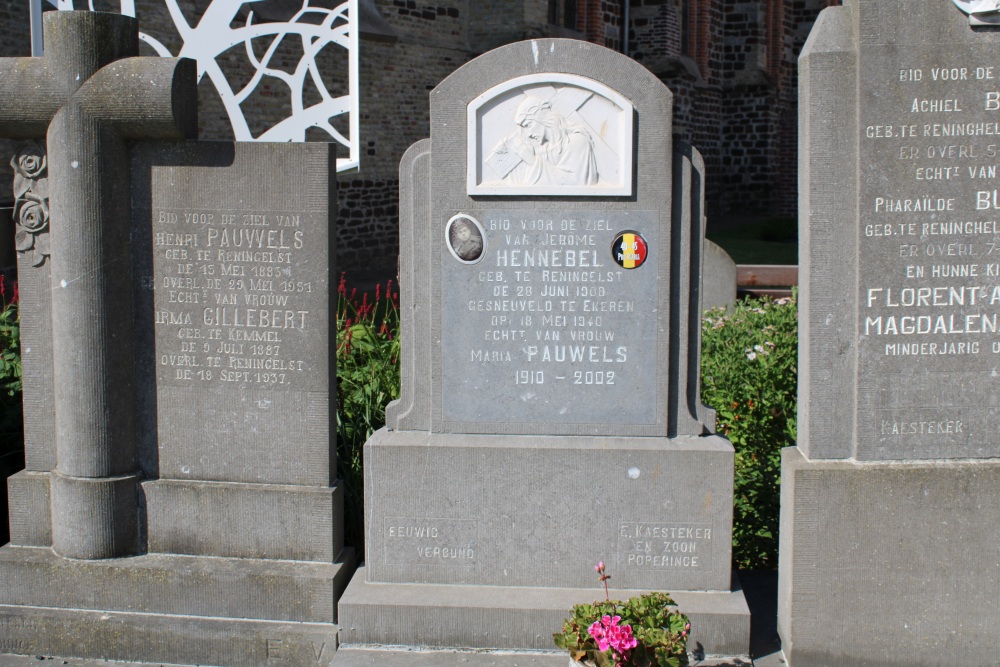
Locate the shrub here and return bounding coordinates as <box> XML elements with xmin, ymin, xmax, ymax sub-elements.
<box><xmin>0</xmin><ymin>276</ymin><xmax>22</xmax><ymax>471</ymax></box>
<box><xmin>0</xmin><ymin>277</ymin><xmax>22</xmax><ymax>546</ymax></box>
<box><xmin>1</xmin><ymin>271</ymin><xmax>798</xmax><ymax>570</ymax></box>
<box><xmin>335</xmin><ymin>276</ymin><xmax>400</xmax><ymax>559</ymax></box>
<box><xmin>700</xmin><ymin>293</ymin><xmax>797</xmax><ymax>570</ymax></box>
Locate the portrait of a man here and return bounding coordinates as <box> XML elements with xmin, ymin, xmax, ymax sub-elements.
<box><xmin>447</xmin><ymin>216</ymin><xmax>484</xmax><ymax>263</ymax></box>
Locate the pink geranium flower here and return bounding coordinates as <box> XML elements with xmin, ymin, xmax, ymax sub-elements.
<box><xmin>587</xmin><ymin>614</ymin><xmax>637</xmax><ymax>663</ymax></box>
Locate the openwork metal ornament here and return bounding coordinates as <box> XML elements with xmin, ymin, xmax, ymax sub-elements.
<box><xmin>43</xmin><ymin>0</ymin><xmax>359</xmax><ymax>171</ymax></box>
<box><xmin>11</xmin><ymin>143</ymin><xmax>49</xmax><ymax>268</ymax></box>
<box><xmin>951</xmin><ymin>0</ymin><xmax>1000</xmax><ymax>24</ymax></box>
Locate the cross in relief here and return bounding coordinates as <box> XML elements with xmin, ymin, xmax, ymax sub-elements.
<box><xmin>0</xmin><ymin>10</ymin><xmax>196</xmax><ymax>559</ymax></box>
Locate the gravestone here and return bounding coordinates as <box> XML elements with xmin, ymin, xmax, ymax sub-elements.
<box><xmin>781</xmin><ymin>1</ymin><xmax>1000</xmax><ymax>665</ymax></box>
<box><xmin>335</xmin><ymin>39</ymin><xmax>750</xmax><ymax>662</ymax></box>
<box><xmin>0</xmin><ymin>12</ymin><xmax>350</xmax><ymax>666</ymax></box>
<box><xmin>703</xmin><ymin>240</ymin><xmax>738</xmax><ymax>311</ymax></box>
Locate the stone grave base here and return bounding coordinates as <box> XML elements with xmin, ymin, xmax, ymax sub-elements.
<box><xmin>337</xmin><ymin>567</ymin><xmax>750</xmax><ymax>658</ymax></box>
<box><xmin>363</xmin><ymin>429</ymin><xmax>738</xmax><ymax>591</ymax></box>
<box><xmin>344</xmin><ymin>429</ymin><xmax>750</xmax><ymax>659</ymax></box>
<box><xmin>0</xmin><ymin>474</ymin><xmax>354</xmax><ymax>667</ymax></box>
<box><xmin>778</xmin><ymin>446</ymin><xmax>1000</xmax><ymax>667</ymax></box>
<box><xmin>0</xmin><ymin>546</ymin><xmax>353</xmax><ymax>666</ymax></box>
<box><xmin>0</xmin><ymin>603</ymin><xmax>340</xmax><ymax>666</ymax></box>
<box><xmin>9</xmin><ymin>473</ymin><xmax>349</xmax><ymax>562</ymax></box>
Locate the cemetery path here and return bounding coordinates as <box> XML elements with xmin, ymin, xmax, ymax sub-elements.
<box><xmin>0</xmin><ymin>653</ymin><xmax>758</xmax><ymax>666</ymax></box>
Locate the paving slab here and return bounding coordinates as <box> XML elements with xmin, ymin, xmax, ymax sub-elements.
<box><xmin>0</xmin><ymin>650</ymin><xmax>755</xmax><ymax>667</ymax></box>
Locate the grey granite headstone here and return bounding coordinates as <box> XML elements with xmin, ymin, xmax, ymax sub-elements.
<box><xmin>0</xmin><ymin>12</ymin><xmax>351</xmax><ymax>666</ymax></box>
<box><xmin>336</xmin><ymin>39</ymin><xmax>749</xmax><ymax>662</ymax></box>
<box><xmin>702</xmin><ymin>240</ymin><xmax>738</xmax><ymax>311</ymax></box>
<box><xmin>781</xmin><ymin>2</ymin><xmax>1000</xmax><ymax>665</ymax></box>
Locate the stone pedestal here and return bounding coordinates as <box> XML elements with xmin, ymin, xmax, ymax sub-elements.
<box><xmin>340</xmin><ymin>432</ymin><xmax>750</xmax><ymax>657</ymax></box>
<box><xmin>778</xmin><ymin>447</ymin><xmax>1000</xmax><ymax>666</ymax></box>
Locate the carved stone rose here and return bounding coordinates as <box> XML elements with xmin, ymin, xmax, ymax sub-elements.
<box><xmin>15</xmin><ymin>193</ymin><xmax>48</xmax><ymax>233</ymax></box>
<box><xmin>11</xmin><ymin>142</ymin><xmax>51</xmax><ymax>267</ymax></box>
<box><xmin>12</xmin><ymin>145</ymin><xmax>46</xmax><ymax>180</ymax></box>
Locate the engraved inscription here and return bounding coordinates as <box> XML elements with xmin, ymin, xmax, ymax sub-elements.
<box><xmin>0</xmin><ymin>640</ymin><xmax>30</xmax><ymax>652</ymax></box>
<box><xmin>383</xmin><ymin>518</ymin><xmax>478</xmax><ymax>566</ymax></box>
<box><xmin>859</xmin><ymin>46</ymin><xmax>1000</xmax><ymax>455</ymax></box>
<box><xmin>442</xmin><ymin>210</ymin><xmax>658</xmax><ymax>427</ymax></box>
<box><xmin>152</xmin><ymin>209</ymin><xmax>321</xmax><ymax>389</ymax></box>
<box><xmin>265</xmin><ymin>638</ymin><xmax>285</xmax><ymax>661</ymax></box>
<box><xmin>617</xmin><ymin>523</ymin><xmax>713</xmax><ymax>569</ymax></box>
<box><xmin>312</xmin><ymin>642</ymin><xmax>329</xmax><ymax>662</ymax></box>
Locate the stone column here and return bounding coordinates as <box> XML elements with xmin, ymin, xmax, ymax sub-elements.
<box><xmin>0</xmin><ymin>11</ymin><xmax>196</xmax><ymax>559</ymax></box>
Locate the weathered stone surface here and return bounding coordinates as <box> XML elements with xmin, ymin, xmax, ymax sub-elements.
<box><xmin>342</xmin><ymin>36</ymin><xmax>746</xmax><ymax>663</ymax></box>
<box><xmin>0</xmin><ymin>604</ymin><xmax>339</xmax><ymax>667</ymax></box>
<box><xmin>386</xmin><ymin>38</ymin><xmax>710</xmax><ymax>439</ymax></box>
<box><xmin>144</xmin><ymin>479</ymin><xmax>344</xmax><ymax>562</ymax></box>
<box><xmin>339</xmin><ymin>566</ymin><xmax>750</xmax><ymax>657</ymax></box>
<box><xmin>130</xmin><ymin>141</ymin><xmax>335</xmax><ymax>487</ymax></box>
<box><xmin>778</xmin><ymin>446</ymin><xmax>1000</xmax><ymax>667</ymax></box>
<box><xmin>703</xmin><ymin>241</ymin><xmax>737</xmax><ymax>311</ymax></box>
<box><xmin>364</xmin><ymin>430</ymin><xmax>733</xmax><ymax>591</ymax></box>
<box><xmin>784</xmin><ymin>4</ymin><xmax>1000</xmax><ymax>665</ymax></box>
<box><xmin>0</xmin><ymin>546</ymin><xmax>351</xmax><ymax>623</ymax></box>
<box><xmin>4</xmin><ymin>471</ymin><xmax>49</xmax><ymax>547</ymax></box>
<box><xmin>797</xmin><ymin>2</ymin><xmax>858</xmax><ymax>462</ymax></box>
<box><xmin>0</xmin><ymin>14</ymin><xmax>348</xmax><ymax>666</ymax></box>
<box><xmin>800</xmin><ymin>0</ymin><xmax>1000</xmax><ymax>462</ymax></box>
<box><xmin>0</xmin><ymin>9</ymin><xmax>197</xmax><ymax>561</ymax></box>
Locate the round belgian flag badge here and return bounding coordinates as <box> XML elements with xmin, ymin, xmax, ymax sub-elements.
<box><xmin>611</xmin><ymin>231</ymin><xmax>648</xmax><ymax>269</ymax></box>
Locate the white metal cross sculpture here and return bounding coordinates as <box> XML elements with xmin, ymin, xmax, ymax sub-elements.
<box><xmin>33</xmin><ymin>0</ymin><xmax>359</xmax><ymax>171</ymax></box>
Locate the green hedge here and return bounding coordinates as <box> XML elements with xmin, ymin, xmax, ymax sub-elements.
<box><xmin>0</xmin><ymin>280</ymin><xmax>22</xmax><ymax>546</ymax></box>
<box><xmin>1</xmin><ymin>277</ymin><xmax>796</xmax><ymax>571</ymax></box>
<box><xmin>701</xmin><ymin>293</ymin><xmax>797</xmax><ymax>570</ymax></box>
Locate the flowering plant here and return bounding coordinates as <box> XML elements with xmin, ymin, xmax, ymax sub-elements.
<box><xmin>335</xmin><ymin>275</ymin><xmax>400</xmax><ymax>559</ymax></box>
<box><xmin>554</xmin><ymin>563</ymin><xmax>690</xmax><ymax>667</ymax></box>
<box><xmin>701</xmin><ymin>293</ymin><xmax>797</xmax><ymax>569</ymax></box>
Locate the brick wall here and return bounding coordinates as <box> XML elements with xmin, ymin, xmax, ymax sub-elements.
<box><xmin>0</xmin><ymin>0</ymin><xmax>838</xmax><ymax>276</ymax></box>
<box><xmin>627</xmin><ymin>0</ymin><xmax>805</xmax><ymax>217</ymax></box>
